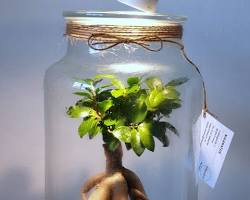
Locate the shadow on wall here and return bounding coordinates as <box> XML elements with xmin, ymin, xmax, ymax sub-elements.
<box><xmin>0</xmin><ymin>167</ymin><xmax>89</xmax><ymax>200</ymax></box>
<box><xmin>51</xmin><ymin>171</ymin><xmax>89</xmax><ymax>200</ymax></box>
<box><xmin>0</xmin><ymin>168</ymin><xmax>44</xmax><ymax>200</ymax></box>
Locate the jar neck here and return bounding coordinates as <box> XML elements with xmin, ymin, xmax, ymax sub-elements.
<box><xmin>65</xmin><ymin>38</ymin><xmax>184</xmax><ymax>58</ymax></box>
<box><xmin>63</xmin><ymin>37</ymin><xmax>190</xmax><ymax>77</ymax></box>
<box><xmin>66</xmin><ymin>39</ymin><xmax>90</xmax><ymax>57</ymax></box>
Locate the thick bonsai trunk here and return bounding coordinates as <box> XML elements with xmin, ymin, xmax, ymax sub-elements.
<box><xmin>81</xmin><ymin>144</ymin><xmax>149</xmax><ymax>200</ymax></box>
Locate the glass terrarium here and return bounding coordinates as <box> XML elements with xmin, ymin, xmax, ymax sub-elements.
<box><xmin>44</xmin><ymin>11</ymin><xmax>203</xmax><ymax>200</ymax></box>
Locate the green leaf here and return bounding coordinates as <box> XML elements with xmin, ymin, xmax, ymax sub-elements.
<box><xmin>66</xmin><ymin>106</ymin><xmax>97</xmax><ymax>118</ymax></box>
<box><xmin>94</xmin><ymin>74</ymin><xmax>115</xmax><ymax>80</ymax></box>
<box><xmin>145</xmin><ymin>77</ymin><xmax>163</xmax><ymax>90</ymax></box>
<box><xmin>78</xmin><ymin>118</ymin><xmax>91</xmax><ymax>138</ymax></box>
<box><xmin>145</xmin><ymin>89</ymin><xmax>157</xmax><ymax>109</ymax></box>
<box><xmin>152</xmin><ymin>90</ymin><xmax>167</xmax><ymax>107</ymax></box>
<box><xmin>127</xmin><ymin>76</ymin><xmax>140</xmax><ymax>87</ymax></box>
<box><xmin>165</xmin><ymin>122</ymin><xmax>178</xmax><ymax>135</ymax></box>
<box><xmin>146</xmin><ymin>89</ymin><xmax>167</xmax><ymax>110</ymax></box>
<box><xmin>166</xmin><ymin>77</ymin><xmax>189</xmax><ymax>86</ymax></box>
<box><xmin>157</xmin><ymin>101</ymin><xmax>171</xmax><ymax>113</ymax></box>
<box><xmin>73</xmin><ymin>92</ymin><xmax>92</xmax><ymax>99</ymax></box>
<box><xmin>104</xmin><ymin>119</ymin><xmax>117</xmax><ymax>126</ymax></box>
<box><xmin>130</xmin><ymin>102</ymin><xmax>147</xmax><ymax>123</ymax></box>
<box><xmin>162</xmin><ymin>86</ymin><xmax>180</xmax><ymax>99</ymax></box>
<box><xmin>93</xmin><ymin>79</ymin><xmax>103</xmax><ymax>86</ymax></box>
<box><xmin>115</xmin><ymin>118</ymin><xmax>126</xmax><ymax>128</ymax></box>
<box><xmin>111</xmin><ymin>89</ymin><xmax>124</xmax><ymax>98</ymax></box>
<box><xmin>131</xmin><ymin>129</ymin><xmax>145</xmax><ymax>156</ymax></box>
<box><xmin>75</xmin><ymin>79</ymin><xmax>94</xmax><ymax>90</ymax></box>
<box><xmin>127</xmin><ymin>85</ymin><xmax>140</xmax><ymax>94</ymax></box>
<box><xmin>146</xmin><ymin>86</ymin><xmax>180</xmax><ymax>110</ymax></box>
<box><xmin>111</xmin><ymin>79</ymin><xmax>125</xmax><ymax>89</ymax></box>
<box><xmin>168</xmin><ymin>99</ymin><xmax>182</xmax><ymax>109</ymax></box>
<box><xmin>98</xmin><ymin>100</ymin><xmax>113</xmax><ymax>114</ymax></box>
<box><xmin>78</xmin><ymin>117</ymin><xmax>99</xmax><ymax>138</ymax></box>
<box><xmin>104</xmin><ymin>117</ymin><xmax>125</xmax><ymax>128</ymax></box>
<box><xmin>138</xmin><ymin>122</ymin><xmax>155</xmax><ymax>151</ymax></box>
<box><xmin>73</xmin><ymin>78</ymin><xmax>93</xmax><ymax>84</ymax></box>
<box><xmin>152</xmin><ymin>121</ymin><xmax>169</xmax><ymax>147</ymax></box>
<box><xmin>96</xmin><ymin>84</ymin><xmax>113</xmax><ymax>93</ymax></box>
<box><xmin>98</xmin><ymin>90</ymin><xmax>112</xmax><ymax>101</ymax></box>
<box><xmin>83</xmin><ymin>79</ymin><xmax>94</xmax><ymax>85</ymax></box>
<box><xmin>125</xmin><ymin>143</ymin><xmax>132</xmax><ymax>151</ymax></box>
<box><xmin>158</xmin><ymin>99</ymin><xmax>182</xmax><ymax>115</ymax></box>
<box><xmin>89</xmin><ymin>123</ymin><xmax>101</xmax><ymax>139</ymax></box>
<box><xmin>113</xmin><ymin>126</ymin><xmax>131</xmax><ymax>143</ymax></box>
<box><xmin>75</xmin><ymin>99</ymin><xmax>94</xmax><ymax>108</ymax></box>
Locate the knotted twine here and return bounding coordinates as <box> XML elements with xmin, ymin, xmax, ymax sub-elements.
<box><xmin>65</xmin><ymin>22</ymin><xmax>209</xmax><ymax>116</ymax></box>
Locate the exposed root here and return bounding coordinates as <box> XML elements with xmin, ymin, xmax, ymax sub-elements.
<box><xmin>81</xmin><ymin>172</ymin><xmax>106</xmax><ymax>200</ymax></box>
<box><xmin>81</xmin><ymin>144</ymin><xmax>149</xmax><ymax>200</ymax></box>
<box><xmin>122</xmin><ymin>167</ymin><xmax>148</xmax><ymax>200</ymax></box>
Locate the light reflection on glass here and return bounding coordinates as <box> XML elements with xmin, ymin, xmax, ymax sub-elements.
<box><xmin>107</xmin><ymin>62</ymin><xmax>165</xmax><ymax>74</ymax></box>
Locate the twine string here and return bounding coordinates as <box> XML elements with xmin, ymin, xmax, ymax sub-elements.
<box><xmin>88</xmin><ymin>33</ymin><xmax>163</xmax><ymax>52</ymax></box>
<box><xmin>65</xmin><ymin>23</ymin><xmax>183</xmax><ymax>40</ymax></box>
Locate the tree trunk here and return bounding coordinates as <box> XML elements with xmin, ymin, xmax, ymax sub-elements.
<box><xmin>81</xmin><ymin>144</ymin><xmax>149</xmax><ymax>200</ymax></box>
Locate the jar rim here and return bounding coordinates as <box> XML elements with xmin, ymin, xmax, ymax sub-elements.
<box><xmin>63</xmin><ymin>10</ymin><xmax>187</xmax><ymax>25</ymax></box>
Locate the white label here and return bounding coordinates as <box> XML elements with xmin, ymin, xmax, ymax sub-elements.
<box><xmin>193</xmin><ymin>111</ymin><xmax>234</xmax><ymax>188</ymax></box>
<box><xmin>118</xmin><ymin>0</ymin><xmax>158</xmax><ymax>12</ymax></box>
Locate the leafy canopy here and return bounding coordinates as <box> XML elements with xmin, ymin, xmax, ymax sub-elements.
<box><xmin>66</xmin><ymin>74</ymin><xmax>188</xmax><ymax>156</ymax></box>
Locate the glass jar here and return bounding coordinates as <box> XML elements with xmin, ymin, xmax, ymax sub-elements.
<box><xmin>44</xmin><ymin>11</ymin><xmax>203</xmax><ymax>200</ymax></box>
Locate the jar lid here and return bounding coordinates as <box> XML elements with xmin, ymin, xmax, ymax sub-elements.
<box><xmin>63</xmin><ymin>11</ymin><xmax>186</xmax><ymax>26</ymax></box>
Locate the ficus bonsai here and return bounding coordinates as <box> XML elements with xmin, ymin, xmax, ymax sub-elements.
<box><xmin>66</xmin><ymin>74</ymin><xmax>188</xmax><ymax>200</ymax></box>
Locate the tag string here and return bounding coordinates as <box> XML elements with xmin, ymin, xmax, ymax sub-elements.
<box><xmin>87</xmin><ymin>33</ymin><xmax>209</xmax><ymax>115</ymax></box>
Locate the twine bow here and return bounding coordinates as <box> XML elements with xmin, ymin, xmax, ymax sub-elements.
<box><xmin>88</xmin><ymin>33</ymin><xmax>164</xmax><ymax>52</ymax></box>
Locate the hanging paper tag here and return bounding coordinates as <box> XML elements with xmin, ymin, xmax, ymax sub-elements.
<box><xmin>193</xmin><ymin>110</ymin><xmax>234</xmax><ymax>188</ymax></box>
<box><xmin>118</xmin><ymin>0</ymin><xmax>158</xmax><ymax>13</ymax></box>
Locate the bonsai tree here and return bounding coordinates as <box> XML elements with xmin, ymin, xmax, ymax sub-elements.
<box><xmin>66</xmin><ymin>74</ymin><xmax>188</xmax><ymax>200</ymax></box>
